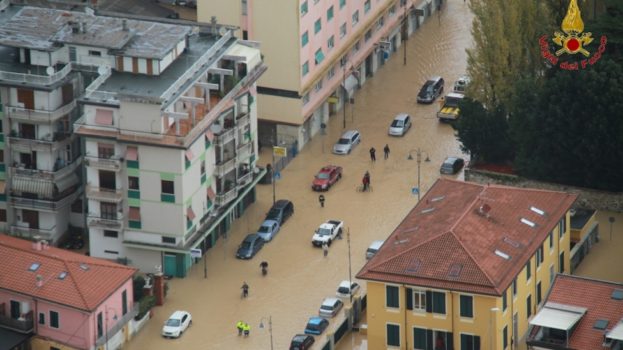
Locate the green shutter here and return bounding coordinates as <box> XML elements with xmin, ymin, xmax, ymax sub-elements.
<box><xmin>413</xmin><ymin>327</ymin><xmax>427</xmax><ymax>349</ymax></box>
<box><xmin>129</xmin><ymin>221</ymin><xmax>142</xmax><ymax>229</ymax></box>
<box><xmin>406</xmin><ymin>288</ymin><xmax>413</xmax><ymax>310</ymax></box>
<box><xmin>386</xmin><ymin>324</ymin><xmax>400</xmax><ymax>346</ymax></box>
<box><xmin>460</xmin><ymin>295</ymin><xmax>473</xmax><ymax>318</ymax></box>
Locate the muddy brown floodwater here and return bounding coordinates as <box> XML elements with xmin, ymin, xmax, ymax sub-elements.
<box><xmin>125</xmin><ymin>1</ymin><xmax>474</xmax><ymax>349</ymax></box>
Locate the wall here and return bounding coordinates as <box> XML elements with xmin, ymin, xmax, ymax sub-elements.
<box><xmin>35</xmin><ymin>300</ymin><xmax>92</xmax><ymax>350</ymax></box>
<box><xmin>118</xmin><ymin>101</ymin><xmax>162</xmax><ymax>134</ymax></box>
<box><xmin>257</xmin><ymin>93</ymin><xmax>303</xmax><ymax>125</ymax></box>
<box><xmin>465</xmin><ymin>168</ymin><xmax>623</xmax><ymax>212</ymax></box>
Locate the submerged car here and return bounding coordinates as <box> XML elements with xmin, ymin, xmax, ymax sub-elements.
<box><xmin>162</xmin><ymin>311</ymin><xmax>192</xmax><ymax>338</ymax></box>
<box><xmin>336</xmin><ymin>280</ymin><xmax>361</xmax><ymax>298</ymax></box>
<box><xmin>319</xmin><ymin>297</ymin><xmax>344</xmax><ymax>318</ymax></box>
<box><xmin>332</xmin><ymin>130</ymin><xmax>361</xmax><ymax>155</ymax></box>
<box><xmin>236</xmin><ymin>233</ymin><xmax>265</xmax><ymax>259</ymax></box>
<box><xmin>304</xmin><ymin>316</ymin><xmax>330</xmax><ymax>335</ymax></box>
<box><xmin>440</xmin><ymin>157</ymin><xmax>465</xmax><ymax>175</ymax></box>
<box><xmin>256</xmin><ymin>220</ymin><xmax>280</xmax><ymax>241</ymax></box>
<box><xmin>290</xmin><ymin>334</ymin><xmax>315</xmax><ymax>350</ymax></box>
<box><xmin>388</xmin><ymin>113</ymin><xmax>412</xmax><ymax>136</ymax></box>
<box><xmin>265</xmin><ymin>199</ymin><xmax>294</xmax><ymax>226</ymax></box>
<box><xmin>312</xmin><ymin>165</ymin><xmax>343</xmax><ymax>191</ymax></box>
<box><xmin>417</xmin><ymin>76</ymin><xmax>444</xmax><ymax>104</ymax></box>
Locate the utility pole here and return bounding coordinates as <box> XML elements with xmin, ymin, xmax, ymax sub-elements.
<box><xmin>342</xmin><ymin>65</ymin><xmax>347</xmax><ymax>129</ymax></box>
<box><xmin>403</xmin><ymin>5</ymin><xmax>408</xmax><ymax>66</ymax></box>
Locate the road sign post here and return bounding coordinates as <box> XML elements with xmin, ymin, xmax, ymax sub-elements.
<box><xmin>272</xmin><ymin>147</ymin><xmax>287</xmax><ymax>204</ymax></box>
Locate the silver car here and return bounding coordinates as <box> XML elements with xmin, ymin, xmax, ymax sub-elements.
<box><xmin>332</xmin><ymin>130</ymin><xmax>361</xmax><ymax>155</ymax></box>
<box><xmin>388</xmin><ymin>113</ymin><xmax>412</xmax><ymax>136</ymax></box>
<box><xmin>318</xmin><ymin>297</ymin><xmax>344</xmax><ymax>318</ymax></box>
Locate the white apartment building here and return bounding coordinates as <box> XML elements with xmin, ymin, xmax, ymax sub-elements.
<box><xmin>199</xmin><ymin>0</ymin><xmax>443</xmax><ymax>151</ymax></box>
<box><xmin>0</xmin><ymin>4</ymin><xmax>266</xmax><ymax>276</ymax></box>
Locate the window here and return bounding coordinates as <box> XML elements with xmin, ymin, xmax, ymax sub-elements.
<box><xmin>315</xmin><ymin>79</ymin><xmax>323</xmax><ymax>92</ymax></box>
<box><xmin>50</xmin><ymin>311</ymin><xmax>59</xmax><ymax>328</ymax></box>
<box><xmin>460</xmin><ymin>295</ymin><xmax>473</xmax><ymax>318</ymax></box>
<box><xmin>128</xmin><ymin>176</ymin><xmax>139</xmax><ymax>190</ymax></box>
<box><xmin>301</xmin><ymin>31</ymin><xmax>309</xmax><ymax>47</ymax></box>
<box><xmin>315</xmin><ymin>48</ymin><xmax>325</xmax><ymax>65</ymax></box>
<box><xmin>327</xmin><ymin>66</ymin><xmax>335</xmax><ymax>79</ymax></box>
<box><xmin>340</xmin><ymin>23</ymin><xmax>347</xmax><ymax>38</ymax></box>
<box><xmin>364</xmin><ymin>0</ymin><xmax>371</xmax><ymax>13</ymax></box>
<box><xmin>100</xmin><ymin>203</ymin><xmax>117</xmax><ymax>220</ymax></box>
<box><xmin>460</xmin><ymin>334</ymin><xmax>481</xmax><ymax>350</ymax></box>
<box><xmin>432</xmin><ymin>291</ymin><xmax>446</xmax><ymax>314</ymax></box>
<box><xmin>128</xmin><ymin>207</ymin><xmax>141</xmax><ymax>229</ymax></box>
<box><xmin>527</xmin><ymin>295</ymin><xmax>532</xmax><ymax>318</ymax></box>
<box><xmin>71</xmin><ymin>199</ymin><xmax>83</xmax><ymax>213</ymax></box>
<box><xmin>328</xmin><ymin>35</ymin><xmax>335</xmax><ymax>50</ymax></box>
<box><xmin>314</xmin><ymin>19</ymin><xmax>322</xmax><ymax>34</ymax></box>
<box><xmin>97</xmin><ymin>312</ymin><xmax>103</xmax><ymax>338</ymax></box>
<box><xmin>389</xmin><ymin>4</ymin><xmax>396</xmax><ymax>17</ymax></box>
<box><xmin>386</xmin><ymin>285</ymin><xmax>399</xmax><ymax>308</ymax></box>
<box><xmin>161</xmin><ymin>180</ymin><xmax>174</xmax><ymax>194</ymax></box>
<box><xmin>526</xmin><ymin>259</ymin><xmax>531</xmax><ymax>280</ymax></box>
<box><xmin>559</xmin><ymin>252</ymin><xmax>565</xmax><ymax>273</ymax></box>
<box><xmin>122</xmin><ymin>290</ymin><xmax>128</xmax><ymax>316</ymax></box>
<box><xmin>104</xmin><ymin>250</ymin><xmax>119</xmax><ymax>255</ymax></box>
<box><xmin>537</xmin><ymin>281</ymin><xmax>542</xmax><ymax>305</ymax></box>
<box><xmin>377</xmin><ymin>15</ymin><xmax>385</xmax><ymax>30</ymax></box>
<box><xmin>386</xmin><ymin>323</ymin><xmax>400</xmax><ymax>347</ymax></box>
<box><xmin>352</xmin><ymin>10</ymin><xmax>359</xmax><ymax>26</ymax></box>
<box><xmin>365</xmin><ymin>29</ymin><xmax>372</xmax><ymax>42</ymax></box>
<box><xmin>503</xmin><ymin>326</ymin><xmax>508</xmax><ymax>349</ymax></box>
<box><xmin>549</xmin><ymin>231</ymin><xmax>553</xmax><ymax>249</ymax></box>
<box><xmin>327</xmin><ymin>6</ymin><xmax>334</xmax><ymax>21</ymax></box>
<box><xmin>413</xmin><ymin>289</ymin><xmax>426</xmax><ymax>311</ymax></box>
<box><xmin>302</xmin><ymin>93</ymin><xmax>310</xmax><ymax>105</ymax></box>
<box><xmin>302</xmin><ymin>61</ymin><xmax>309</xmax><ymax>76</ymax></box>
<box><xmin>162</xmin><ymin>236</ymin><xmax>176</xmax><ymax>244</ymax></box>
<box><xmin>39</xmin><ymin>312</ymin><xmax>45</xmax><ymax>325</ymax></box>
<box><xmin>104</xmin><ymin>230</ymin><xmax>118</xmax><ymax>238</ymax></box>
<box><xmin>413</xmin><ymin>327</ymin><xmax>427</xmax><ymax>349</ymax></box>
<box><xmin>536</xmin><ymin>246</ymin><xmax>544</xmax><ymax>267</ymax></box>
<box><xmin>502</xmin><ymin>290</ymin><xmax>508</xmax><ymax>311</ymax></box>
<box><xmin>512</xmin><ymin>278</ymin><xmax>517</xmax><ymax>297</ymax></box>
<box><xmin>300</xmin><ymin>1</ymin><xmax>308</xmax><ymax>16</ymax></box>
<box><xmin>0</xmin><ymin>209</ymin><xmax>6</xmax><ymax>222</ymax></box>
<box><xmin>550</xmin><ymin>264</ymin><xmax>555</xmax><ymax>283</ymax></box>
<box><xmin>241</xmin><ymin>0</ymin><xmax>248</xmax><ymax>15</ymax></box>
<box><xmin>89</xmin><ymin>50</ymin><xmax>102</xmax><ymax>57</ymax></box>
<box><xmin>340</xmin><ymin>0</ymin><xmax>346</xmax><ymax>9</ymax></box>
<box><xmin>98</xmin><ymin>143</ymin><xmax>115</xmax><ymax>159</ymax></box>
<box><xmin>559</xmin><ymin>218</ymin><xmax>566</xmax><ymax>238</ymax></box>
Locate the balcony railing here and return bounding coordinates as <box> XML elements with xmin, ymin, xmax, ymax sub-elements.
<box><xmin>215</xmin><ymin>187</ymin><xmax>238</xmax><ymax>207</ymax></box>
<box><xmin>236</xmin><ymin>142</ymin><xmax>253</xmax><ymax>161</ymax></box>
<box><xmin>86</xmin><ymin>186</ymin><xmax>124</xmax><ymax>203</ymax></box>
<box><xmin>94</xmin><ymin>304</ymin><xmax>139</xmax><ymax>347</ymax></box>
<box><xmin>0</xmin><ymin>62</ymin><xmax>72</xmax><ymax>86</ymax></box>
<box><xmin>237</xmin><ymin>171</ymin><xmax>253</xmax><ymax>187</ymax></box>
<box><xmin>214</xmin><ymin>127</ymin><xmax>235</xmax><ymax>146</ymax></box>
<box><xmin>236</xmin><ymin>112</ymin><xmax>250</xmax><ymax>128</ymax></box>
<box><xmin>8</xmin><ymin>132</ymin><xmax>72</xmax><ymax>152</ymax></box>
<box><xmin>10</xmin><ymin>225</ymin><xmax>55</xmax><ymax>240</ymax></box>
<box><xmin>214</xmin><ymin>157</ymin><xmax>236</xmax><ymax>177</ymax></box>
<box><xmin>526</xmin><ymin>326</ymin><xmax>568</xmax><ymax>348</ymax></box>
<box><xmin>88</xmin><ymin>214</ymin><xmax>124</xmax><ymax>230</ymax></box>
<box><xmin>7</xmin><ymin>100</ymin><xmax>77</xmax><ymax>123</ymax></box>
<box><xmin>9</xmin><ymin>157</ymin><xmax>82</xmax><ymax>181</ymax></box>
<box><xmin>10</xmin><ymin>188</ymin><xmax>82</xmax><ymax>212</ymax></box>
<box><xmin>0</xmin><ymin>309</ymin><xmax>34</xmax><ymax>334</ymax></box>
<box><xmin>84</xmin><ymin>156</ymin><xmax>122</xmax><ymax>172</ymax></box>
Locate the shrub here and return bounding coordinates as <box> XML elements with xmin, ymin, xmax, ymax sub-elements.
<box><xmin>133</xmin><ymin>276</ymin><xmax>145</xmax><ymax>302</ymax></box>
<box><xmin>135</xmin><ymin>295</ymin><xmax>156</xmax><ymax>320</ymax></box>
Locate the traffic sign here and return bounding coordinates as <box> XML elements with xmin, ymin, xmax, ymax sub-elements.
<box><xmin>273</xmin><ymin>146</ymin><xmax>287</xmax><ymax>157</ymax></box>
<box><xmin>190</xmin><ymin>248</ymin><xmax>202</xmax><ymax>258</ymax></box>
<box><xmin>411</xmin><ymin>187</ymin><xmax>419</xmax><ymax>195</ymax></box>
<box><xmin>274</xmin><ymin>171</ymin><xmax>281</xmax><ymax>180</ymax></box>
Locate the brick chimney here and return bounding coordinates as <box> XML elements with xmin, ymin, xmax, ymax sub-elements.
<box><xmin>153</xmin><ymin>273</ymin><xmax>165</xmax><ymax>306</ymax></box>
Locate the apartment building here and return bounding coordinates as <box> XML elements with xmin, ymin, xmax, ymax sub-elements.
<box><xmin>0</xmin><ymin>4</ymin><xmax>266</xmax><ymax>276</ymax></box>
<box><xmin>199</xmin><ymin>0</ymin><xmax>442</xmax><ymax>150</ymax></box>
<box><xmin>357</xmin><ymin>179</ymin><xmax>577</xmax><ymax>350</ymax></box>
<box><xmin>0</xmin><ymin>234</ymin><xmax>137</xmax><ymax>350</ymax></box>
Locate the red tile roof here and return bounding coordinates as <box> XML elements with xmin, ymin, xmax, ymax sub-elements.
<box><xmin>545</xmin><ymin>275</ymin><xmax>623</xmax><ymax>349</ymax></box>
<box><xmin>357</xmin><ymin>179</ymin><xmax>577</xmax><ymax>296</ymax></box>
<box><xmin>0</xmin><ymin>234</ymin><xmax>137</xmax><ymax>311</ymax></box>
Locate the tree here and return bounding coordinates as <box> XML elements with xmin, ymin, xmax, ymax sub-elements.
<box><xmin>466</xmin><ymin>0</ymin><xmax>552</xmax><ymax>109</ymax></box>
<box><xmin>453</xmin><ymin>98</ymin><xmax>513</xmax><ymax>163</ymax></box>
<box><xmin>591</xmin><ymin>0</ymin><xmax>623</xmax><ymax>62</ymax></box>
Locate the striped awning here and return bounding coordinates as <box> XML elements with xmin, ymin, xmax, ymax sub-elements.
<box><xmin>55</xmin><ymin>173</ymin><xmax>79</xmax><ymax>193</ymax></box>
<box><xmin>11</xmin><ymin>176</ymin><xmax>54</xmax><ymax>198</ymax></box>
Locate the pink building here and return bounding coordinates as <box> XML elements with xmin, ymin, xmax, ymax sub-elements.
<box><xmin>200</xmin><ymin>0</ymin><xmax>443</xmax><ymax>151</ymax></box>
<box><xmin>0</xmin><ymin>234</ymin><xmax>137</xmax><ymax>350</ymax></box>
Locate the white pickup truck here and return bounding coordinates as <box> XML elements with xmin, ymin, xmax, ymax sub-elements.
<box><xmin>312</xmin><ymin>220</ymin><xmax>344</xmax><ymax>247</ymax></box>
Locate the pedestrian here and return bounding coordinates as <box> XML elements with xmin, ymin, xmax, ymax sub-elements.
<box><xmin>369</xmin><ymin>147</ymin><xmax>376</xmax><ymax>162</ymax></box>
<box><xmin>384</xmin><ymin>144</ymin><xmax>390</xmax><ymax>159</ymax></box>
<box><xmin>322</xmin><ymin>242</ymin><xmax>329</xmax><ymax>257</ymax></box>
<box><xmin>318</xmin><ymin>194</ymin><xmax>325</xmax><ymax>208</ymax></box>
<box><xmin>362</xmin><ymin>175</ymin><xmax>369</xmax><ymax>192</ymax></box>
<box><xmin>241</xmin><ymin>281</ymin><xmax>249</xmax><ymax>298</ymax></box>
<box><xmin>243</xmin><ymin>322</ymin><xmax>250</xmax><ymax>337</ymax></box>
<box><xmin>236</xmin><ymin>320</ymin><xmax>244</xmax><ymax>336</ymax></box>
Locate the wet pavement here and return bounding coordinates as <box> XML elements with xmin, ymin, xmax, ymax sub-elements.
<box><xmin>125</xmin><ymin>1</ymin><xmax>474</xmax><ymax>349</ymax></box>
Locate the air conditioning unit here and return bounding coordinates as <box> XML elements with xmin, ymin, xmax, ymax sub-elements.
<box><xmin>379</xmin><ymin>40</ymin><xmax>392</xmax><ymax>51</ymax></box>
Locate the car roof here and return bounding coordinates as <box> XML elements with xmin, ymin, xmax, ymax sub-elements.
<box><xmin>369</xmin><ymin>240</ymin><xmax>385</xmax><ymax>249</ymax></box>
<box><xmin>244</xmin><ymin>233</ymin><xmax>259</xmax><ymax>241</ymax></box>
<box><xmin>307</xmin><ymin>317</ymin><xmax>325</xmax><ymax>325</ymax></box>
<box><xmin>339</xmin><ymin>280</ymin><xmax>356</xmax><ymax>288</ymax></box>
<box><xmin>292</xmin><ymin>334</ymin><xmax>311</xmax><ymax>341</ymax></box>
<box><xmin>322</xmin><ymin>297</ymin><xmax>341</xmax><ymax>306</ymax></box>
<box><xmin>341</xmin><ymin>130</ymin><xmax>359</xmax><ymax>138</ymax></box>
<box><xmin>170</xmin><ymin>311</ymin><xmax>188</xmax><ymax>319</ymax></box>
<box><xmin>446</xmin><ymin>92</ymin><xmax>465</xmax><ymax>99</ymax></box>
<box><xmin>394</xmin><ymin>113</ymin><xmax>410</xmax><ymax>120</ymax></box>
<box><xmin>319</xmin><ymin>165</ymin><xmax>338</xmax><ymax>172</ymax></box>
<box><xmin>261</xmin><ymin>219</ymin><xmax>278</xmax><ymax>226</ymax></box>
<box><xmin>427</xmin><ymin>76</ymin><xmax>442</xmax><ymax>83</ymax></box>
<box><xmin>272</xmin><ymin>199</ymin><xmax>292</xmax><ymax>208</ymax></box>
<box><xmin>444</xmin><ymin>156</ymin><xmax>460</xmax><ymax>162</ymax></box>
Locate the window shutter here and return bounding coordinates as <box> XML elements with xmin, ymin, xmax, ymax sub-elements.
<box><xmin>447</xmin><ymin>332</ymin><xmax>454</xmax><ymax>350</ymax></box>
<box><xmin>475</xmin><ymin>335</ymin><xmax>481</xmax><ymax>350</ymax></box>
<box><xmin>425</xmin><ymin>291</ymin><xmax>433</xmax><ymax>313</ymax></box>
<box><xmin>406</xmin><ymin>288</ymin><xmax>413</xmax><ymax>310</ymax></box>
<box><xmin>426</xmin><ymin>329</ymin><xmax>433</xmax><ymax>350</ymax></box>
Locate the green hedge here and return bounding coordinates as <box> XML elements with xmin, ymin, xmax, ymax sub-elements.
<box><xmin>135</xmin><ymin>295</ymin><xmax>156</xmax><ymax>320</ymax></box>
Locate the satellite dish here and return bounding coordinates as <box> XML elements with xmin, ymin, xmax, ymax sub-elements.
<box><xmin>97</xmin><ymin>66</ymin><xmax>108</xmax><ymax>75</ymax></box>
<box><xmin>218</xmin><ymin>27</ymin><xmax>227</xmax><ymax>36</ymax></box>
<box><xmin>46</xmin><ymin>66</ymin><xmax>55</xmax><ymax>76</ymax></box>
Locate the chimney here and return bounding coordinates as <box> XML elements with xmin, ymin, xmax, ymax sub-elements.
<box><xmin>33</xmin><ymin>239</ymin><xmax>42</xmax><ymax>251</ymax></box>
<box><xmin>70</xmin><ymin>21</ymin><xmax>80</xmax><ymax>34</ymax></box>
<box><xmin>36</xmin><ymin>275</ymin><xmax>43</xmax><ymax>288</ymax></box>
<box><xmin>122</xmin><ymin>19</ymin><xmax>128</xmax><ymax>31</ymax></box>
<box><xmin>210</xmin><ymin>16</ymin><xmax>218</xmax><ymax>36</ymax></box>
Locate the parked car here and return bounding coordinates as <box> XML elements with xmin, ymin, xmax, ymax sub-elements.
<box><xmin>319</xmin><ymin>297</ymin><xmax>344</xmax><ymax>318</ymax></box>
<box><xmin>265</xmin><ymin>199</ymin><xmax>294</xmax><ymax>226</ymax></box>
<box><xmin>312</xmin><ymin>165</ymin><xmax>343</xmax><ymax>191</ymax></box>
<box><xmin>417</xmin><ymin>76</ymin><xmax>444</xmax><ymax>104</ymax></box>
<box><xmin>290</xmin><ymin>334</ymin><xmax>315</xmax><ymax>350</ymax></box>
<box><xmin>366</xmin><ymin>240</ymin><xmax>385</xmax><ymax>259</ymax></box>
<box><xmin>437</xmin><ymin>92</ymin><xmax>465</xmax><ymax>122</ymax></box>
<box><xmin>453</xmin><ymin>74</ymin><xmax>471</xmax><ymax>93</ymax></box>
<box><xmin>256</xmin><ymin>220</ymin><xmax>280</xmax><ymax>241</ymax></box>
<box><xmin>440</xmin><ymin>157</ymin><xmax>465</xmax><ymax>175</ymax></box>
<box><xmin>162</xmin><ymin>310</ymin><xmax>192</xmax><ymax>338</ymax></box>
<box><xmin>336</xmin><ymin>280</ymin><xmax>361</xmax><ymax>298</ymax></box>
<box><xmin>236</xmin><ymin>233</ymin><xmax>265</xmax><ymax>259</ymax></box>
<box><xmin>312</xmin><ymin>220</ymin><xmax>344</xmax><ymax>247</ymax></box>
<box><xmin>332</xmin><ymin>130</ymin><xmax>361</xmax><ymax>155</ymax></box>
<box><xmin>388</xmin><ymin>113</ymin><xmax>412</xmax><ymax>136</ymax></box>
<box><xmin>304</xmin><ymin>316</ymin><xmax>330</xmax><ymax>335</ymax></box>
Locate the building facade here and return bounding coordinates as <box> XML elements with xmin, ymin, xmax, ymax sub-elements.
<box><xmin>357</xmin><ymin>179</ymin><xmax>577</xmax><ymax>350</ymax></box>
<box><xmin>0</xmin><ymin>234</ymin><xmax>137</xmax><ymax>350</ymax></box>
<box><xmin>198</xmin><ymin>0</ymin><xmax>442</xmax><ymax>151</ymax></box>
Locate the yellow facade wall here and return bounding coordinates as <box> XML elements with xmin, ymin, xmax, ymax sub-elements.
<box><xmin>364</xmin><ymin>213</ymin><xmax>571</xmax><ymax>350</ymax></box>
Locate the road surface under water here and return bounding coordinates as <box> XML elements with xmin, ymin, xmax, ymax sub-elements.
<box><xmin>125</xmin><ymin>1</ymin><xmax>474</xmax><ymax>349</ymax></box>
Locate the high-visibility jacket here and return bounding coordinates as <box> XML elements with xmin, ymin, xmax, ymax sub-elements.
<box><xmin>237</xmin><ymin>321</ymin><xmax>244</xmax><ymax>330</ymax></box>
<box><xmin>242</xmin><ymin>323</ymin><xmax>251</xmax><ymax>332</ymax></box>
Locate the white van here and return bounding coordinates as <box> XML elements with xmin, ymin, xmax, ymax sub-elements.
<box><xmin>366</xmin><ymin>240</ymin><xmax>385</xmax><ymax>259</ymax></box>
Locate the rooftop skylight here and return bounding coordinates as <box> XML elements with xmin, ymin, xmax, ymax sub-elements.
<box><xmin>420</xmin><ymin>208</ymin><xmax>436</xmax><ymax>214</ymax></box>
<box><xmin>612</xmin><ymin>289</ymin><xmax>623</xmax><ymax>300</ymax></box>
<box><xmin>521</xmin><ymin>218</ymin><xmax>536</xmax><ymax>228</ymax></box>
<box><xmin>29</xmin><ymin>263</ymin><xmax>41</xmax><ymax>272</ymax></box>
<box><xmin>530</xmin><ymin>206</ymin><xmax>546</xmax><ymax>216</ymax></box>
<box><xmin>594</xmin><ymin>319</ymin><xmax>609</xmax><ymax>330</ymax></box>
<box><xmin>495</xmin><ymin>250</ymin><xmax>511</xmax><ymax>260</ymax></box>
<box><xmin>58</xmin><ymin>272</ymin><xmax>68</xmax><ymax>280</ymax></box>
<box><xmin>79</xmin><ymin>263</ymin><xmax>89</xmax><ymax>271</ymax></box>
<box><xmin>431</xmin><ymin>196</ymin><xmax>446</xmax><ymax>202</ymax></box>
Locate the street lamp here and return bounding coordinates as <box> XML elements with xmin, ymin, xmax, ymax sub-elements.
<box><xmin>407</xmin><ymin>148</ymin><xmax>431</xmax><ymax>202</ymax></box>
<box><xmin>259</xmin><ymin>315</ymin><xmax>274</xmax><ymax>350</ymax></box>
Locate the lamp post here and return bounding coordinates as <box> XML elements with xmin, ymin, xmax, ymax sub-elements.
<box><xmin>259</xmin><ymin>316</ymin><xmax>274</xmax><ymax>350</ymax></box>
<box><xmin>347</xmin><ymin>228</ymin><xmax>353</xmax><ymax>304</ymax></box>
<box><xmin>403</xmin><ymin>3</ymin><xmax>408</xmax><ymax>66</ymax></box>
<box><xmin>407</xmin><ymin>148</ymin><xmax>430</xmax><ymax>202</ymax></box>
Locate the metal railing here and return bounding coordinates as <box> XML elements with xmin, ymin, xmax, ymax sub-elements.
<box><xmin>8</xmin><ymin>132</ymin><xmax>72</xmax><ymax>152</ymax></box>
<box><xmin>0</xmin><ymin>63</ymin><xmax>72</xmax><ymax>86</ymax></box>
<box><xmin>84</xmin><ymin>156</ymin><xmax>122</xmax><ymax>172</ymax></box>
<box><xmin>10</xmin><ymin>225</ymin><xmax>55</xmax><ymax>240</ymax></box>
<box><xmin>0</xmin><ymin>310</ymin><xmax>34</xmax><ymax>334</ymax></box>
<box><xmin>86</xmin><ymin>186</ymin><xmax>124</xmax><ymax>203</ymax></box>
<box><xmin>214</xmin><ymin>127</ymin><xmax>235</xmax><ymax>145</ymax></box>
<box><xmin>237</xmin><ymin>171</ymin><xmax>253</xmax><ymax>187</ymax></box>
<box><xmin>215</xmin><ymin>187</ymin><xmax>238</xmax><ymax>206</ymax></box>
<box><xmin>7</xmin><ymin>100</ymin><xmax>77</xmax><ymax>123</ymax></box>
<box><xmin>214</xmin><ymin>157</ymin><xmax>236</xmax><ymax>177</ymax></box>
<box><xmin>236</xmin><ymin>112</ymin><xmax>250</xmax><ymax>129</ymax></box>
<box><xmin>88</xmin><ymin>214</ymin><xmax>124</xmax><ymax>230</ymax></box>
<box><xmin>9</xmin><ymin>157</ymin><xmax>82</xmax><ymax>181</ymax></box>
<box><xmin>10</xmin><ymin>188</ymin><xmax>82</xmax><ymax>211</ymax></box>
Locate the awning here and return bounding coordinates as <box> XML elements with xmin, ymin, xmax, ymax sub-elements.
<box><xmin>315</xmin><ymin>49</ymin><xmax>325</xmax><ymax>64</ymax></box>
<box><xmin>207</xmin><ymin>187</ymin><xmax>216</xmax><ymax>200</ymax></box>
<box><xmin>187</xmin><ymin>207</ymin><xmax>196</xmax><ymax>220</ymax></box>
<box><xmin>128</xmin><ymin>207</ymin><xmax>141</xmax><ymax>221</ymax></box>
<box><xmin>205</xmin><ymin>130</ymin><xmax>214</xmax><ymax>142</ymax></box>
<box><xmin>341</xmin><ymin>74</ymin><xmax>359</xmax><ymax>98</ymax></box>
<box><xmin>185</xmin><ymin>150</ymin><xmax>194</xmax><ymax>161</ymax></box>
<box><xmin>607</xmin><ymin>321</ymin><xmax>623</xmax><ymax>341</ymax></box>
<box><xmin>0</xmin><ymin>328</ymin><xmax>32</xmax><ymax>350</ymax></box>
<box><xmin>125</xmin><ymin>147</ymin><xmax>138</xmax><ymax>161</ymax></box>
<box><xmin>55</xmin><ymin>173</ymin><xmax>79</xmax><ymax>193</ymax></box>
<box><xmin>0</xmin><ymin>181</ymin><xmax>5</xmax><ymax>194</ymax></box>
<box><xmin>530</xmin><ymin>305</ymin><xmax>585</xmax><ymax>331</ymax></box>
<box><xmin>12</xmin><ymin>176</ymin><xmax>54</xmax><ymax>198</ymax></box>
<box><xmin>95</xmin><ymin>109</ymin><xmax>114</xmax><ymax>125</ymax></box>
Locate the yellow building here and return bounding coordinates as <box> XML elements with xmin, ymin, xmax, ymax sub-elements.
<box><xmin>357</xmin><ymin>179</ymin><xmax>577</xmax><ymax>350</ymax></box>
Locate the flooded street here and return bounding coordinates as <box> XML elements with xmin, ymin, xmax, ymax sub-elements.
<box><xmin>125</xmin><ymin>1</ymin><xmax>474</xmax><ymax>349</ymax></box>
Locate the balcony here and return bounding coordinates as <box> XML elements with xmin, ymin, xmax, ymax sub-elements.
<box><xmin>9</xmin><ymin>157</ymin><xmax>82</xmax><ymax>182</ymax></box>
<box><xmin>7</xmin><ymin>100</ymin><xmax>77</xmax><ymax>123</ymax></box>
<box><xmin>10</xmin><ymin>225</ymin><xmax>55</xmax><ymax>241</ymax></box>
<box><xmin>0</xmin><ymin>62</ymin><xmax>72</xmax><ymax>87</ymax></box>
<box><xmin>236</xmin><ymin>142</ymin><xmax>253</xmax><ymax>162</ymax></box>
<box><xmin>94</xmin><ymin>304</ymin><xmax>139</xmax><ymax>347</ymax></box>
<box><xmin>237</xmin><ymin>171</ymin><xmax>253</xmax><ymax>187</ymax></box>
<box><xmin>85</xmin><ymin>156</ymin><xmax>122</xmax><ymax>172</ymax></box>
<box><xmin>8</xmin><ymin>131</ymin><xmax>72</xmax><ymax>152</ymax></box>
<box><xmin>10</xmin><ymin>187</ymin><xmax>82</xmax><ymax>212</ymax></box>
<box><xmin>214</xmin><ymin>127</ymin><xmax>235</xmax><ymax>146</ymax></box>
<box><xmin>88</xmin><ymin>214</ymin><xmax>124</xmax><ymax>231</ymax></box>
<box><xmin>214</xmin><ymin>157</ymin><xmax>236</xmax><ymax>177</ymax></box>
<box><xmin>86</xmin><ymin>186</ymin><xmax>123</xmax><ymax>203</ymax></box>
<box><xmin>236</xmin><ymin>112</ymin><xmax>250</xmax><ymax>128</ymax></box>
<box><xmin>0</xmin><ymin>308</ymin><xmax>34</xmax><ymax>334</ymax></box>
<box><xmin>215</xmin><ymin>187</ymin><xmax>238</xmax><ymax>207</ymax></box>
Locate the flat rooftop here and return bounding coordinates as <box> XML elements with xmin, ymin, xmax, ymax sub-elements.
<box><xmin>0</xmin><ymin>6</ymin><xmax>190</xmax><ymax>58</ymax></box>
